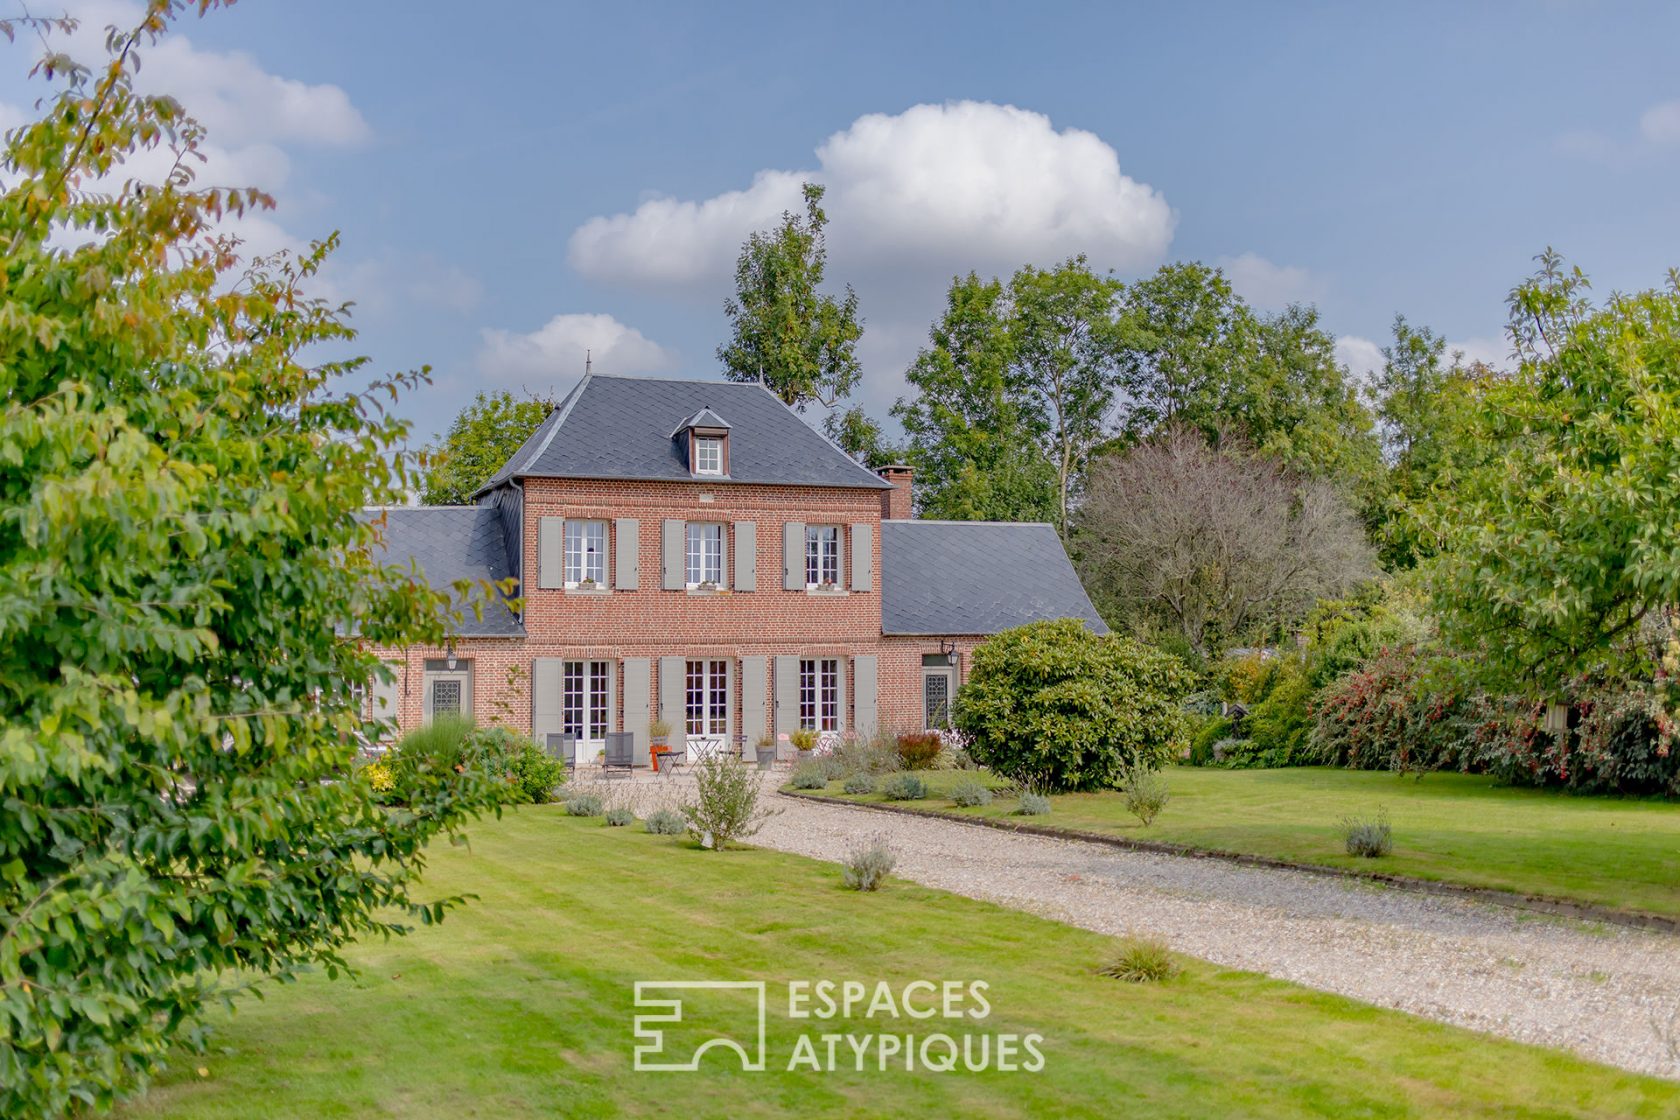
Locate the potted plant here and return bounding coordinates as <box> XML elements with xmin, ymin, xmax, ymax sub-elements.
<box><xmin>648</xmin><ymin>717</ymin><xmax>673</xmax><ymax>771</ymax></box>
<box><xmin>789</xmin><ymin>727</ymin><xmax>819</xmax><ymax>753</ymax></box>
<box><xmin>697</xmin><ymin>579</ymin><xmax>719</xmax><ymax>592</ymax></box>
<box><xmin>577</xmin><ymin>576</ymin><xmax>598</xmax><ymax>591</ymax></box>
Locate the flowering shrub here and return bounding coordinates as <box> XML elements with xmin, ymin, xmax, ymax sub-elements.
<box><xmin>1475</xmin><ymin>685</ymin><xmax>1680</xmax><ymax>796</ymax></box>
<box><xmin>1310</xmin><ymin>646</ymin><xmax>1478</xmax><ymax>772</ymax></box>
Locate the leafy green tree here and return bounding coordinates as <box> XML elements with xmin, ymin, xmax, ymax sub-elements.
<box><xmin>718</xmin><ymin>182</ymin><xmax>861</xmax><ymax>410</ymax></box>
<box><xmin>820</xmin><ymin>404</ymin><xmax>901</xmax><ymax>468</ymax></box>
<box><xmin>423</xmin><ymin>390</ymin><xmax>552</xmax><ymax>504</ymax></box>
<box><xmin>955</xmin><ymin>619</ymin><xmax>1194</xmax><ymax>792</ymax></box>
<box><xmin>1421</xmin><ymin>251</ymin><xmax>1680</xmax><ymax>692</ymax></box>
<box><xmin>0</xmin><ymin>7</ymin><xmax>503</xmax><ymax>1115</ymax></box>
<box><xmin>893</xmin><ymin>261</ymin><xmax>1121</xmax><ymax>530</ymax></box>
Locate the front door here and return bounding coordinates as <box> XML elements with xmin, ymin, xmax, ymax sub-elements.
<box><xmin>923</xmin><ymin>667</ymin><xmax>954</xmax><ymax>729</ymax></box>
<box><xmin>562</xmin><ymin>660</ymin><xmax>611</xmax><ymax>754</ymax></box>
<box><xmin>423</xmin><ymin>662</ymin><xmax>472</xmax><ymax>725</ymax></box>
<box><xmin>685</xmin><ymin>659</ymin><xmax>729</xmax><ymax>751</ymax></box>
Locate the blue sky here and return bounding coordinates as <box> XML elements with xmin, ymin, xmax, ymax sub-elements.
<box><xmin>5</xmin><ymin>1</ymin><xmax>1679</xmax><ymax>441</ymax></box>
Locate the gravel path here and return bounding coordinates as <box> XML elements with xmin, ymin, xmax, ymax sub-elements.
<box><xmin>750</xmin><ymin>787</ymin><xmax>1680</xmax><ymax>1080</ymax></box>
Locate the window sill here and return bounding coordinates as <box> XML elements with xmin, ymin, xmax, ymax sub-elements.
<box><xmin>564</xmin><ymin>587</ymin><xmax>611</xmax><ymax>597</ymax></box>
<box><xmin>685</xmin><ymin>586</ymin><xmax>729</xmax><ymax>596</ymax></box>
<box><xmin>805</xmin><ymin>587</ymin><xmax>849</xmax><ymax>597</ymax></box>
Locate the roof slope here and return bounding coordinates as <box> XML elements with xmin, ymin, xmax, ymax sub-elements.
<box><xmin>480</xmin><ymin>374</ymin><xmax>889</xmax><ymax>494</ymax></box>
<box><xmin>365</xmin><ymin>506</ymin><xmax>523</xmax><ymax>637</ymax></box>
<box><xmin>881</xmin><ymin>521</ymin><xmax>1109</xmax><ymax>636</ymax></box>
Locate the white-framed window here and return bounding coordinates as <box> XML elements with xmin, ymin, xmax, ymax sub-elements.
<box><xmin>804</xmin><ymin>525</ymin><xmax>841</xmax><ymax>589</ymax></box>
<box><xmin>798</xmin><ymin>658</ymin><xmax>840</xmax><ymax>731</ymax></box>
<box><xmin>694</xmin><ymin>436</ymin><xmax>723</xmax><ymax>475</ymax></box>
<box><xmin>562</xmin><ymin>660</ymin><xmax>610</xmax><ymax>743</ymax></box>
<box><xmin>563</xmin><ymin>519</ymin><xmax>606</xmax><ymax>588</ymax></box>
<box><xmin>686</xmin><ymin>522</ymin><xmax>723</xmax><ymax>588</ymax></box>
<box><xmin>685</xmin><ymin>659</ymin><xmax>729</xmax><ymax>738</ymax></box>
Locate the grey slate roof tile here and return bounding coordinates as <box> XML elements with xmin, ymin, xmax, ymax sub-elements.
<box><xmin>880</xmin><ymin>521</ymin><xmax>1109</xmax><ymax>636</ymax></box>
<box><xmin>479</xmin><ymin>373</ymin><xmax>889</xmax><ymax>494</ymax></box>
<box><xmin>364</xmin><ymin>506</ymin><xmax>523</xmax><ymax>637</ymax></box>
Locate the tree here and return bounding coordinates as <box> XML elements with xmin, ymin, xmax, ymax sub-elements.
<box><xmin>820</xmin><ymin>404</ymin><xmax>901</xmax><ymax>468</ymax></box>
<box><xmin>423</xmin><ymin>390</ymin><xmax>552</xmax><ymax>504</ymax></box>
<box><xmin>1420</xmin><ymin>251</ymin><xmax>1680</xmax><ymax>693</ymax></box>
<box><xmin>0</xmin><ymin>8</ymin><xmax>503</xmax><ymax>1116</ymax></box>
<box><xmin>1074</xmin><ymin>427</ymin><xmax>1376</xmax><ymax>657</ymax></box>
<box><xmin>893</xmin><ymin>260</ymin><xmax>1121</xmax><ymax>530</ymax></box>
<box><xmin>717</xmin><ymin>182</ymin><xmax>861</xmax><ymax>410</ymax></box>
<box><xmin>955</xmin><ymin>619</ymin><xmax>1194</xmax><ymax>792</ymax></box>
<box><xmin>1111</xmin><ymin>263</ymin><xmax>1380</xmax><ymax>488</ymax></box>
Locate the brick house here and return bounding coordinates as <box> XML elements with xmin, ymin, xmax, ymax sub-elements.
<box><xmin>365</xmin><ymin>373</ymin><xmax>1105</xmax><ymax>760</ymax></box>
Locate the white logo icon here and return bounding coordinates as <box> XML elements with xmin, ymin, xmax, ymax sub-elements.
<box><xmin>633</xmin><ymin>980</ymin><xmax>767</xmax><ymax>1072</ymax></box>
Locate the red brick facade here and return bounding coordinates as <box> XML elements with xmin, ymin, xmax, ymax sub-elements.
<box><xmin>369</xmin><ymin>472</ymin><xmax>968</xmax><ymax>749</ymax></box>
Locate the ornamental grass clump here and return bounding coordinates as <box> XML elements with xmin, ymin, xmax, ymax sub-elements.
<box><xmin>565</xmin><ymin>794</ymin><xmax>604</xmax><ymax>818</ymax></box>
<box><xmin>949</xmin><ymin>777</ymin><xmax>993</xmax><ymax>808</ymax></box>
<box><xmin>842</xmin><ymin>773</ymin><xmax>877</xmax><ymax>795</ymax></box>
<box><xmin>880</xmin><ymin>773</ymin><xmax>928</xmax><ymax>801</ymax></box>
<box><xmin>789</xmin><ymin>761</ymin><xmax>829</xmax><ymax>790</ymax></box>
<box><xmin>604</xmin><ymin>807</ymin><xmax>634</xmax><ymax>827</ymax></box>
<box><xmin>841</xmin><ymin>835</ymin><xmax>897</xmax><ymax>891</ymax></box>
<box><xmin>1016</xmin><ymin>792</ymin><xmax>1052</xmax><ymax>816</ymax></box>
<box><xmin>644</xmin><ymin>808</ymin><xmax>686</xmax><ymax>835</ymax></box>
<box><xmin>1342</xmin><ymin>809</ymin><xmax>1393</xmax><ymax>858</ymax></box>
<box><xmin>1098</xmin><ymin>937</ymin><xmax>1180</xmax><ymax>983</ymax></box>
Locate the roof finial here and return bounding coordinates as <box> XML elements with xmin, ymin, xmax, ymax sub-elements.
<box><xmin>585</xmin><ymin>349</ymin><xmax>592</xmax><ymax>376</ymax></box>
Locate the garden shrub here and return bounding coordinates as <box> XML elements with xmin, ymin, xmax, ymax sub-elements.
<box><xmin>956</xmin><ymin>619</ymin><xmax>1194</xmax><ymax>792</ymax></box>
<box><xmin>564</xmin><ymin>794</ymin><xmax>604</xmax><ymax>817</ymax></box>
<box><xmin>1474</xmin><ymin>684</ymin><xmax>1680</xmax><ymax>797</ymax></box>
<box><xmin>895</xmin><ymin>731</ymin><xmax>944</xmax><ymax>769</ymax></box>
<box><xmin>1244</xmin><ymin>659</ymin><xmax>1316</xmax><ymax>767</ymax></box>
<box><xmin>362</xmin><ymin>758</ymin><xmax>396</xmax><ymax>799</ymax></box>
<box><xmin>949</xmin><ymin>777</ymin><xmax>993</xmax><ymax>807</ymax></box>
<box><xmin>644</xmin><ymin>809</ymin><xmax>687</xmax><ymax>835</ymax></box>
<box><xmin>681</xmin><ymin>755</ymin><xmax>775</xmax><ymax>849</ymax></box>
<box><xmin>831</xmin><ymin>731</ymin><xmax>902</xmax><ymax>777</ymax></box>
<box><xmin>1016</xmin><ymin>793</ymin><xmax>1052</xmax><ymax>816</ymax></box>
<box><xmin>387</xmin><ymin>714</ymin><xmax>477</xmax><ymax>793</ymax></box>
<box><xmin>842</xmin><ymin>773</ymin><xmax>877</xmax><ymax>795</ymax></box>
<box><xmin>1120</xmin><ymin>767</ymin><xmax>1169</xmax><ymax>827</ymax></box>
<box><xmin>1311</xmin><ymin>645</ymin><xmax>1477</xmax><ymax>772</ymax></box>
<box><xmin>388</xmin><ymin>720</ymin><xmax>565</xmax><ymax>805</ymax></box>
<box><xmin>1098</xmin><ymin>937</ymin><xmax>1179</xmax><ymax>983</ymax></box>
<box><xmin>1218</xmin><ymin>652</ymin><xmax>1278</xmax><ymax>707</ymax></box>
<box><xmin>789</xmin><ymin>761</ymin><xmax>829</xmax><ymax>790</ymax></box>
<box><xmin>880</xmin><ymin>773</ymin><xmax>928</xmax><ymax>801</ymax></box>
<box><xmin>1341</xmin><ymin>810</ymin><xmax>1393</xmax><ymax>858</ymax></box>
<box><xmin>841</xmin><ymin>836</ymin><xmax>897</xmax><ymax>891</ymax></box>
<box><xmin>604</xmin><ymin>807</ymin><xmax>634</xmax><ymax>827</ymax></box>
<box><xmin>1187</xmin><ymin>717</ymin><xmax>1231</xmax><ymax>766</ymax></box>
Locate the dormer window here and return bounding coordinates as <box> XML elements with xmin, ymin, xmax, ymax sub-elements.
<box><xmin>671</xmin><ymin>406</ymin><xmax>732</xmax><ymax>478</ymax></box>
<box><xmin>695</xmin><ymin>436</ymin><xmax>723</xmax><ymax>476</ymax></box>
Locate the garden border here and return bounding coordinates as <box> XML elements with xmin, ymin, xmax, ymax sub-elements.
<box><xmin>779</xmin><ymin>789</ymin><xmax>1680</xmax><ymax>935</ymax></box>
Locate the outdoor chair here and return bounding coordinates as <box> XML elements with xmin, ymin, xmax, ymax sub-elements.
<box><xmin>656</xmin><ymin>742</ymin><xmax>687</xmax><ymax>777</ymax></box>
<box><xmin>545</xmin><ymin>732</ymin><xmax>577</xmax><ymax>773</ymax></box>
<box><xmin>603</xmin><ymin>731</ymin><xmax>636</xmax><ymax>778</ymax></box>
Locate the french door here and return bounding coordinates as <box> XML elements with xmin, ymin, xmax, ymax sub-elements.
<box><xmin>562</xmin><ymin>660</ymin><xmax>611</xmax><ymax>750</ymax></box>
<box><xmin>685</xmin><ymin>659</ymin><xmax>730</xmax><ymax>745</ymax></box>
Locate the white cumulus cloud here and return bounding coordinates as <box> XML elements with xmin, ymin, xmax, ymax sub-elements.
<box><xmin>568</xmin><ymin>100</ymin><xmax>1175</xmax><ymax>291</ymax></box>
<box><xmin>1219</xmin><ymin>252</ymin><xmax>1321</xmax><ymax>310</ymax></box>
<box><xmin>1639</xmin><ymin>100</ymin><xmax>1680</xmax><ymax>146</ymax></box>
<box><xmin>476</xmin><ymin>313</ymin><xmax>676</xmax><ymax>385</ymax></box>
<box><xmin>1335</xmin><ymin>335</ymin><xmax>1385</xmax><ymax>383</ymax></box>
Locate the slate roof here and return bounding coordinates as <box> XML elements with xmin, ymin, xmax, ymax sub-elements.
<box><xmin>880</xmin><ymin>521</ymin><xmax>1109</xmax><ymax>636</ymax></box>
<box><xmin>364</xmin><ymin>506</ymin><xmax>523</xmax><ymax>637</ymax></box>
<box><xmin>479</xmin><ymin>374</ymin><xmax>890</xmax><ymax>495</ymax></box>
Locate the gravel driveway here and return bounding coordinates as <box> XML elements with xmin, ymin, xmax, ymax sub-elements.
<box><xmin>750</xmin><ymin>787</ymin><xmax>1680</xmax><ymax>1080</ymax></box>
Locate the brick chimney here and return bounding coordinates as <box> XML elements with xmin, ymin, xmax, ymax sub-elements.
<box><xmin>877</xmin><ymin>464</ymin><xmax>913</xmax><ymax>520</ymax></box>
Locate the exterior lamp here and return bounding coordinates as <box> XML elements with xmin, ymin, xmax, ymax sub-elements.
<box><xmin>445</xmin><ymin>641</ymin><xmax>458</xmax><ymax>672</ymax></box>
<box><xmin>938</xmin><ymin>639</ymin><xmax>958</xmax><ymax>667</ymax></box>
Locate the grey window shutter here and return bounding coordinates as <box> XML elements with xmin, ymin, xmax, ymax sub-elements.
<box><xmin>370</xmin><ymin>661</ymin><xmax>401</xmax><ymax>740</ymax></box>
<box><xmin>783</xmin><ymin>522</ymin><xmax>805</xmax><ymax>591</ymax></box>
<box><xmin>659</xmin><ymin>656</ymin><xmax>686</xmax><ymax>734</ymax></box>
<box><xmin>774</xmin><ymin>655</ymin><xmax>800</xmax><ymax>735</ymax></box>
<box><xmin>662</xmin><ymin>519</ymin><xmax>685</xmax><ymax>590</ymax></box>
<box><xmin>531</xmin><ymin>658</ymin><xmax>565</xmax><ymax>746</ymax></box>
<box><xmin>718</xmin><ymin>525</ymin><xmax>729</xmax><ymax>588</ymax></box>
<box><xmin>622</xmin><ymin>658</ymin><xmax>650</xmax><ymax>746</ymax></box>
<box><xmin>733</xmin><ymin>520</ymin><xmax>756</xmax><ymax>591</ymax></box>
<box><xmin>614</xmin><ymin>518</ymin><xmax>639</xmax><ymax>590</ymax></box>
<box><xmin>741</xmin><ymin>656</ymin><xmax>767</xmax><ymax>748</ymax></box>
<box><xmin>850</xmin><ymin>522</ymin><xmax>873</xmax><ymax>592</ymax></box>
<box><xmin>538</xmin><ymin>516</ymin><xmax>565</xmax><ymax>589</ymax></box>
<box><xmin>852</xmin><ymin>655</ymin><xmax>878</xmax><ymax>736</ymax></box>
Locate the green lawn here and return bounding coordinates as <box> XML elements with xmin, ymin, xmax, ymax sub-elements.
<box><xmin>116</xmin><ymin>808</ymin><xmax>1677</xmax><ymax>1119</ymax></box>
<box><xmin>807</xmin><ymin>766</ymin><xmax>1680</xmax><ymax>920</ymax></box>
